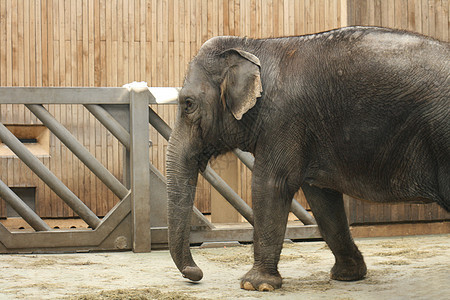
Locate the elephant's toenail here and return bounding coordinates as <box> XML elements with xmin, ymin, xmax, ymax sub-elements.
<box><xmin>242</xmin><ymin>281</ymin><xmax>255</xmax><ymax>291</ymax></box>
<box><xmin>258</xmin><ymin>283</ymin><xmax>275</xmax><ymax>292</ymax></box>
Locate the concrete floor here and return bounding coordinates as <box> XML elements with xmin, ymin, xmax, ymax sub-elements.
<box><xmin>0</xmin><ymin>234</ymin><xmax>449</xmax><ymax>299</ymax></box>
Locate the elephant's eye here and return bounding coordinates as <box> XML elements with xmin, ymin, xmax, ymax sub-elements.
<box><xmin>184</xmin><ymin>98</ymin><xmax>196</xmax><ymax>114</ymax></box>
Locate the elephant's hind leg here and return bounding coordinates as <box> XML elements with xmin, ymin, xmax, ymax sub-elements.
<box><xmin>302</xmin><ymin>185</ymin><xmax>367</xmax><ymax>281</ymax></box>
<box><xmin>437</xmin><ymin>164</ymin><xmax>450</xmax><ymax>212</ymax></box>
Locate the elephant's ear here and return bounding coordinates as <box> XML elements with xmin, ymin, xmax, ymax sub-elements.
<box><xmin>220</xmin><ymin>49</ymin><xmax>262</xmax><ymax>120</ymax></box>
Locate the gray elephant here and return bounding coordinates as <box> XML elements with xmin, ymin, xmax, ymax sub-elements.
<box><xmin>166</xmin><ymin>26</ymin><xmax>449</xmax><ymax>291</ymax></box>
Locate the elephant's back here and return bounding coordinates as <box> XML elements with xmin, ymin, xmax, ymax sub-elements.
<box><xmin>346</xmin><ymin>27</ymin><xmax>449</xmax><ymax>84</ymax></box>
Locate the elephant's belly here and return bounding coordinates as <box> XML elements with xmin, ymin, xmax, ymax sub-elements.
<box><xmin>304</xmin><ymin>170</ymin><xmax>431</xmax><ymax>204</ymax></box>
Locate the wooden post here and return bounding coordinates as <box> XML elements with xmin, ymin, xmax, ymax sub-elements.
<box><xmin>210</xmin><ymin>152</ymin><xmax>242</xmax><ymax>223</ymax></box>
<box><xmin>130</xmin><ymin>89</ymin><xmax>151</xmax><ymax>252</ymax></box>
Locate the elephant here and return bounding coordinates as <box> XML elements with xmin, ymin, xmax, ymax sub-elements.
<box><xmin>166</xmin><ymin>26</ymin><xmax>450</xmax><ymax>291</ymax></box>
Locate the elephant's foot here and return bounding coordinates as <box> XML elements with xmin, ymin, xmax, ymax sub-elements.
<box><xmin>330</xmin><ymin>256</ymin><xmax>367</xmax><ymax>281</ymax></box>
<box><xmin>240</xmin><ymin>267</ymin><xmax>282</xmax><ymax>291</ymax></box>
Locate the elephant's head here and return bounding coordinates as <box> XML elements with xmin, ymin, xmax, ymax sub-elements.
<box><xmin>166</xmin><ymin>37</ymin><xmax>262</xmax><ymax>281</ymax></box>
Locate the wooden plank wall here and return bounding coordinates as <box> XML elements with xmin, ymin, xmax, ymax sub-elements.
<box><xmin>0</xmin><ymin>1</ymin><xmax>448</xmax><ymax>224</ymax></box>
<box><xmin>346</xmin><ymin>0</ymin><xmax>449</xmax><ymax>224</ymax></box>
<box><xmin>349</xmin><ymin>0</ymin><xmax>449</xmax><ymax>43</ymax></box>
<box><xmin>0</xmin><ymin>0</ymin><xmax>346</xmax><ymax>218</ymax></box>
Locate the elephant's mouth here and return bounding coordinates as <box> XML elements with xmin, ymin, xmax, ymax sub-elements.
<box><xmin>197</xmin><ymin>145</ymin><xmax>221</xmax><ymax>172</ymax></box>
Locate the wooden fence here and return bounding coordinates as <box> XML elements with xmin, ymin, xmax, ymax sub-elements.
<box><xmin>0</xmin><ymin>0</ymin><xmax>448</xmax><ymax>224</ymax></box>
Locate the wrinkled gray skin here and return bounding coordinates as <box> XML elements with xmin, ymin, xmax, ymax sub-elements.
<box><xmin>166</xmin><ymin>26</ymin><xmax>450</xmax><ymax>291</ymax></box>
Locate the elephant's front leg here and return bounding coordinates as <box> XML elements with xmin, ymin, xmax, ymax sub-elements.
<box><xmin>241</xmin><ymin>172</ymin><xmax>293</xmax><ymax>291</ymax></box>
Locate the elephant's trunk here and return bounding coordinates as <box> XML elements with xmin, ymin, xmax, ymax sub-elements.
<box><xmin>166</xmin><ymin>133</ymin><xmax>203</xmax><ymax>281</ymax></box>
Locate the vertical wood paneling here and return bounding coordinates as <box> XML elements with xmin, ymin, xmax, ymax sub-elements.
<box><xmin>0</xmin><ymin>1</ymin><xmax>447</xmax><ymax>222</ymax></box>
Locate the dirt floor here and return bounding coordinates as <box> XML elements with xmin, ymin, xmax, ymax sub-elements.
<box><xmin>0</xmin><ymin>234</ymin><xmax>449</xmax><ymax>300</ymax></box>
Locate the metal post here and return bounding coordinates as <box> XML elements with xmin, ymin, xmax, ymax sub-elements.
<box><xmin>148</xmin><ymin>106</ymin><xmax>171</xmax><ymax>140</ymax></box>
<box><xmin>0</xmin><ymin>179</ymin><xmax>51</xmax><ymax>231</ymax></box>
<box><xmin>202</xmin><ymin>165</ymin><xmax>254</xmax><ymax>225</ymax></box>
<box><xmin>130</xmin><ymin>89</ymin><xmax>151</xmax><ymax>252</ymax></box>
<box><xmin>84</xmin><ymin>104</ymin><xmax>131</xmax><ymax>149</ymax></box>
<box><xmin>0</xmin><ymin>123</ymin><xmax>101</xmax><ymax>229</ymax></box>
<box><xmin>290</xmin><ymin>200</ymin><xmax>316</xmax><ymax>225</ymax></box>
<box><xmin>84</xmin><ymin>104</ymin><xmax>133</xmax><ymax>190</ymax></box>
<box><xmin>233</xmin><ymin>148</ymin><xmax>317</xmax><ymax>225</ymax></box>
<box><xmin>26</xmin><ymin>104</ymin><xmax>129</xmax><ymax>200</ymax></box>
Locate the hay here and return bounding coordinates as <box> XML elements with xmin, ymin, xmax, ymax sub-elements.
<box><xmin>195</xmin><ymin>246</ymin><xmax>253</xmax><ymax>267</ymax></box>
<box><xmin>72</xmin><ymin>288</ymin><xmax>198</xmax><ymax>300</ymax></box>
